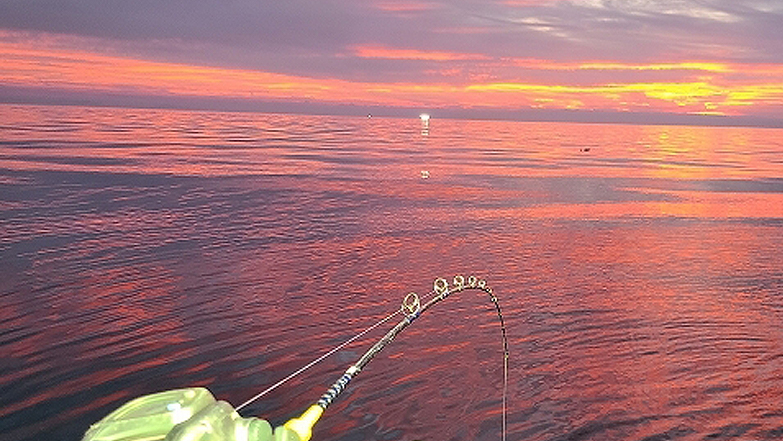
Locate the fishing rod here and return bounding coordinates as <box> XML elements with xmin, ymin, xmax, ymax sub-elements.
<box><xmin>82</xmin><ymin>275</ymin><xmax>509</xmax><ymax>441</ymax></box>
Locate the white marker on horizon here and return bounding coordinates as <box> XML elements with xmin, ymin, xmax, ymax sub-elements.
<box><xmin>420</xmin><ymin>113</ymin><xmax>430</xmax><ymax>136</ymax></box>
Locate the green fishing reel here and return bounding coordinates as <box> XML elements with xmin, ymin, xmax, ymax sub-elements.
<box><xmin>81</xmin><ymin>387</ymin><xmax>319</xmax><ymax>441</ymax></box>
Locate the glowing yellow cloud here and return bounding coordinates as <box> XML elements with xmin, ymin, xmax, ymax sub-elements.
<box><xmin>578</xmin><ymin>62</ymin><xmax>730</xmax><ymax>72</ymax></box>
<box><xmin>465</xmin><ymin>80</ymin><xmax>783</xmax><ymax>112</ymax></box>
<box><xmin>509</xmin><ymin>59</ymin><xmax>730</xmax><ymax>72</ymax></box>
<box><xmin>613</xmin><ymin>82</ymin><xmax>725</xmax><ymax>105</ymax></box>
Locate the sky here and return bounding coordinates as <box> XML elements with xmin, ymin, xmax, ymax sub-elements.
<box><xmin>1</xmin><ymin>0</ymin><xmax>783</xmax><ymax>125</ymax></box>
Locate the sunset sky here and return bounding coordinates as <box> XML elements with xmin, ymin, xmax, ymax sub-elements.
<box><xmin>1</xmin><ymin>0</ymin><xmax>783</xmax><ymax>125</ymax></box>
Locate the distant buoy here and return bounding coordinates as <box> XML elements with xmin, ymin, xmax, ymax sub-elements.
<box><xmin>367</xmin><ymin>114</ymin><xmax>372</xmax><ymax>118</ymax></box>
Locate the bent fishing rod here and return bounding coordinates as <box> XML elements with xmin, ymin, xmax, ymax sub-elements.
<box><xmin>82</xmin><ymin>274</ymin><xmax>509</xmax><ymax>441</ymax></box>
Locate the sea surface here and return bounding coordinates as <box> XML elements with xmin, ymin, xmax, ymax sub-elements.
<box><xmin>1</xmin><ymin>104</ymin><xmax>783</xmax><ymax>441</ymax></box>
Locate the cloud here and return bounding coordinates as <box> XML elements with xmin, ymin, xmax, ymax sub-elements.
<box><xmin>2</xmin><ymin>0</ymin><xmax>782</xmax><ymax>67</ymax></box>
<box><xmin>353</xmin><ymin>45</ymin><xmax>490</xmax><ymax>61</ymax></box>
<box><xmin>0</xmin><ymin>0</ymin><xmax>782</xmax><ymax>120</ymax></box>
<box><xmin>3</xmin><ymin>34</ymin><xmax>781</xmax><ymax>117</ymax></box>
<box><xmin>373</xmin><ymin>1</ymin><xmax>441</xmax><ymax>13</ymax></box>
<box><xmin>0</xmin><ymin>0</ymin><xmax>361</xmax><ymax>51</ymax></box>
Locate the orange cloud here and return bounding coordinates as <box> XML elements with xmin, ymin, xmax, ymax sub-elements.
<box><xmin>353</xmin><ymin>45</ymin><xmax>491</xmax><ymax>61</ymax></box>
<box><xmin>353</xmin><ymin>49</ymin><xmax>734</xmax><ymax>74</ymax></box>
<box><xmin>0</xmin><ymin>42</ymin><xmax>333</xmax><ymax>98</ymax></box>
<box><xmin>351</xmin><ymin>46</ymin><xmax>731</xmax><ymax>73</ymax></box>
<box><xmin>0</xmin><ymin>40</ymin><xmax>466</xmax><ymax>107</ymax></box>
<box><xmin>352</xmin><ymin>47</ymin><xmax>783</xmax><ymax>81</ymax></box>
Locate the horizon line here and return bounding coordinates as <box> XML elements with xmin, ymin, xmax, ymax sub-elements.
<box><xmin>2</xmin><ymin>87</ymin><xmax>782</xmax><ymax>130</ymax></box>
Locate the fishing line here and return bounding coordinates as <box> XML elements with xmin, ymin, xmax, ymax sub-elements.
<box><xmin>236</xmin><ymin>288</ymin><xmax>441</xmax><ymax>412</ymax></box>
<box><xmin>237</xmin><ymin>307</ymin><xmax>402</xmax><ymax>412</ymax></box>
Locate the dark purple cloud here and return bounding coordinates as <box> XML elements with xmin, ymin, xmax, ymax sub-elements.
<box><xmin>0</xmin><ymin>0</ymin><xmax>782</xmax><ymax>85</ymax></box>
<box><xmin>1</xmin><ymin>1</ymin><xmax>780</xmax><ymax>58</ymax></box>
<box><xmin>0</xmin><ymin>1</ymin><xmax>367</xmax><ymax>52</ymax></box>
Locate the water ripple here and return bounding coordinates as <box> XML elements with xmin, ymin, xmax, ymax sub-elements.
<box><xmin>1</xmin><ymin>105</ymin><xmax>783</xmax><ymax>441</ymax></box>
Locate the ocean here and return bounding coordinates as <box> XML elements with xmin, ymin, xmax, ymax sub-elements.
<box><xmin>1</xmin><ymin>104</ymin><xmax>782</xmax><ymax>441</ymax></box>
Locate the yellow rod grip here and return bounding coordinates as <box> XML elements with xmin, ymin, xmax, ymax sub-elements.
<box><xmin>283</xmin><ymin>404</ymin><xmax>324</xmax><ymax>441</ymax></box>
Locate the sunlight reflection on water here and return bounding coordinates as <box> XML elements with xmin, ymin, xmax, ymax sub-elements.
<box><xmin>1</xmin><ymin>104</ymin><xmax>783</xmax><ymax>441</ymax></box>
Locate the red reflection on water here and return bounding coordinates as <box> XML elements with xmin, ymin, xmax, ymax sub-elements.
<box><xmin>3</xmin><ymin>106</ymin><xmax>783</xmax><ymax>441</ymax></box>
<box><xmin>0</xmin><ymin>105</ymin><xmax>780</xmax><ymax>181</ymax></box>
<box><xmin>0</xmin><ymin>261</ymin><xmax>188</xmax><ymax>422</ymax></box>
<box><xmin>520</xmin><ymin>192</ymin><xmax>783</xmax><ymax>219</ymax></box>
